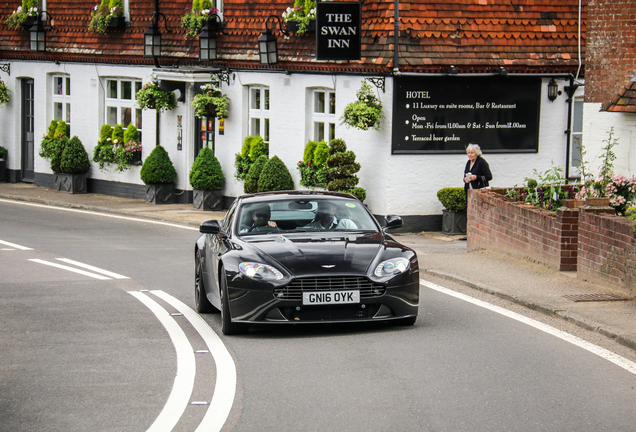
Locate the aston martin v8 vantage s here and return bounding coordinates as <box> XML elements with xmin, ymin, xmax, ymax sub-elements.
<box><xmin>194</xmin><ymin>191</ymin><xmax>419</xmax><ymax>335</ymax></box>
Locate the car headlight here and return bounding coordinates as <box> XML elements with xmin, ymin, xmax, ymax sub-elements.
<box><xmin>374</xmin><ymin>257</ymin><xmax>410</xmax><ymax>277</ymax></box>
<box><xmin>239</xmin><ymin>262</ymin><xmax>284</xmax><ymax>280</ymax></box>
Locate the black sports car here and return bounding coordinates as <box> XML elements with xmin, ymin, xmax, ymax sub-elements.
<box><xmin>194</xmin><ymin>191</ymin><xmax>419</xmax><ymax>334</ymax></box>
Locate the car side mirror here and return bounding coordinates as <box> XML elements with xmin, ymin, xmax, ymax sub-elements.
<box><xmin>384</xmin><ymin>215</ymin><xmax>403</xmax><ymax>230</ymax></box>
<box><xmin>200</xmin><ymin>219</ymin><xmax>221</xmax><ymax>234</ymax></box>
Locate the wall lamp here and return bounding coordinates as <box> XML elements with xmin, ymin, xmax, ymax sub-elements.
<box><xmin>258</xmin><ymin>15</ymin><xmax>289</xmax><ymax>65</ymax></box>
<box><xmin>144</xmin><ymin>0</ymin><xmax>170</xmax><ymax>66</ymax></box>
<box><xmin>547</xmin><ymin>78</ymin><xmax>559</xmax><ymax>101</ymax></box>
<box><xmin>446</xmin><ymin>65</ymin><xmax>457</xmax><ymax>75</ymax></box>
<box><xmin>199</xmin><ymin>18</ymin><xmax>219</xmax><ymax>61</ymax></box>
<box><xmin>29</xmin><ymin>11</ymin><xmax>53</xmax><ymax>52</ymax></box>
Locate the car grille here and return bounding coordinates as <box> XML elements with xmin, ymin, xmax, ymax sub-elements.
<box><xmin>273</xmin><ymin>276</ymin><xmax>386</xmax><ymax>300</ymax></box>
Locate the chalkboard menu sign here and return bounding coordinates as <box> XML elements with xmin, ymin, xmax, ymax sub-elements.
<box><xmin>316</xmin><ymin>2</ymin><xmax>361</xmax><ymax>61</ymax></box>
<box><xmin>391</xmin><ymin>76</ymin><xmax>541</xmax><ymax>154</ymax></box>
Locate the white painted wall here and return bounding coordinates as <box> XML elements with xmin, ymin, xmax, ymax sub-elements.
<box><xmin>0</xmin><ymin>63</ymin><xmax>576</xmax><ymax>217</ymax></box>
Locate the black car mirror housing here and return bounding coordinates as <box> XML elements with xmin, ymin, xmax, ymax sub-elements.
<box><xmin>384</xmin><ymin>215</ymin><xmax>403</xmax><ymax>230</ymax></box>
<box><xmin>200</xmin><ymin>219</ymin><xmax>221</xmax><ymax>234</ymax></box>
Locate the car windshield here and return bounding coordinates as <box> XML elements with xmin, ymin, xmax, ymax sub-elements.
<box><xmin>236</xmin><ymin>198</ymin><xmax>378</xmax><ymax>235</ymax></box>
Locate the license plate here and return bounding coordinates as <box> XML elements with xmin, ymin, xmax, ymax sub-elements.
<box><xmin>302</xmin><ymin>290</ymin><xmax>360</xmax><ymax>305</ymax></box>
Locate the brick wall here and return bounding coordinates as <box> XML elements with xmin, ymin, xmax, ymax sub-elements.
<box><xmin>467</xmin><ymin>189</ymin><xmax>580</xmax><ymax>271</ymax></box>
<box><xmin>586</xmin><ymin>0</ymin><xmax>636</xmax><ymax>107</ymax></box>
<box><xmin>578</xmin><ymin>205</ymin><xmax>636</xmax><ymax>297</ymax></box>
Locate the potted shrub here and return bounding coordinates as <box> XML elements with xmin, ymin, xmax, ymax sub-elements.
<box><xmin>89</xmin><ymin>0</ymin><xmax>126</xmax><ymax>34</ymax></box>
<box><xmin>341</xmin><ymin>81</ymin><xmax>384</xmax><ymax>131</ymax></box>
<box><xmin>140</xmin><ymin>145</ymin><xmax>177</xmax><ymax>204</ymax></box>
<box><xmin>189</xmin><ymin>147</ymin><xmax>225</xmax><ymax>210</ymax></box>
<box><xmin>0</xmin><ymin>145</ymin><xmax>7</xmax><ymax>182</ymax></box>
<box><xmin>437</xmin><ymin>187</ymin><xmax>467</xmax><ymax>235</ymax></box>
<box><xmin>282</xmin><ymin>0</ymin><xmax>316</xmax><ymax>35</ymax></box>
<box><xmin>182</xmin><ymin>0</ymin><xmax>222</xmax><ymax>38</ymax></box>
<box><xmin>5</xmin><ymin>0</ymin><xmax>40</xmax><ymax>29</ymax></box>
<box><xmin>136</xmin><ymin>78</ymin><xmax>178</xmax><ymax>113</ymax></box>
<box><xmin>326</xmin><ymin>138</ymin><xmax>366</xmax><ymax>202</ymax></box>
<box><xmin>244</xmin><ymin>154</ymin><xmax>268</xmax><ymax>194</ymax></box>
<box><xmin>192</xmin><ymin>79</ymin><xmax>230</xmax><ymax>119</ymax></box>
<box><xmin>0</xmin><ymin>78</ymin><xmax>10</xmax><ymax>107</ymax></box>
<box><xmin>257</xmin><ymin>155</ymin><xmax>294</xmax><ymax>192</ymax></box>
<box><xmin>53</xmin><ymin>136</ymin><xmax>91</xmax><ymax>194</ymax></box>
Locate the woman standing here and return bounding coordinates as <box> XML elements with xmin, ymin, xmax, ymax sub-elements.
<box><xmin>463</xmin><ymin>143</ymin><xmax>493</xmax><ymax>199</ymax></box>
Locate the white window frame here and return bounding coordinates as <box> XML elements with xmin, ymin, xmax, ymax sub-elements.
<box><xmin>51</xmin><ymin>74</ymin><xmax>71</xmax><ymax>131</ymax></box>
<box><xmin>311</xmin><ymin>88</ymin><xmax>336</xmax><ymax>143</ymax></box>
<box><xmin>248</xmin><ymin>85</ymin><xmax>270</xmax><ymax>143</ymax></box>
<box><xmin>104</xmin><ymin>77</ymin><xmax>143</xmax><ymax>134</ymax></box>
<box><xmin>569</xmin><ymin>96</ymin><xmax>584</xmax><ymax>179</ymax></box>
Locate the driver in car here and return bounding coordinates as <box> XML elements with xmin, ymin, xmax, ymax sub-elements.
<box><xmin>240</xmin><ymin>204</ymin><xmax>279</xmax><ymax>233</ymax></box>
<box><xmin>304</xmin><ymin>201</ymin><xmax>357</xmax><ymax>230</ymax></box>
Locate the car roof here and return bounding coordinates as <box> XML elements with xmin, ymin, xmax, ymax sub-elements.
<box><xmin>237</xmin><ymin>190</ymin><xmax>359</xmax><ymax>205</ymax></box>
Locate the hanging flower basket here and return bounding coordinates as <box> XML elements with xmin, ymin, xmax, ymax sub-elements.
<box><xmin>286</xmin><ymin>19</ymin><xmax>315</xmax><ymax>34</ymax></box>
<box><xmin>107</xmin><ymin>16</ymin><xmax>126</xmax><ymax>29</ymax></box>
<box><xmin>191</xmin><ymin>78</ymin><xmax>230</xmax><ymax>119</ymax></box>
<box><xmin>136</xmin><ymin>78</ymin><xmax>178</xmax><ymax>113</ymax></box>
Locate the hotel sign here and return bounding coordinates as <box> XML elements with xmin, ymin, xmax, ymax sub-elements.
<box><xmin>316</xmin><ymin>2</ymin><xmax>361</xmax><ymax>61</ymax></box>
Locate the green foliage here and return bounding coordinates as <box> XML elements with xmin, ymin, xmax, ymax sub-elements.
<box><xmin>313</xmin><ymin>141</ymin><xmax>329</xmax><ymax>166</ymax></box>
<box><xmin>234</xmin><ymin>136</ymin><xmax>268</xmax><ymax>182</ymax></box>
<box><xmin>0</xmin><ymin>146</ymin><xmax>7</xmax><ymax>159</ymax></box>
<box><xmin>189</xmin><ymin>147</ymin><xmax>225</xmax><ymax>190</ymax></box>
<box><xmin>88</xmin><ymin>0</ymin><xmax>123</xmax><ymax>34</ymax></box>
<box><xmin>0</xmin><ymin>78</ymin><xmax>10</xmax><ymax>106</ymax></box>
<box><xmin>112</xmin><ymin>124</ymin><xmax>124</xmax><ymax>144</ymax></box>
<box><xmin>124</xmin><ymin>123</ymin><xmax>139</xmax><ymax>143</ymax></box>
<box><xmin>136</xmin><ymin>79</ymin><xmax>178</xmax><ymax>113</ymax></box>
<box><xmin>341</xmin><ymin>81</ymin><xmax>383</xmax><ymax>131</ymax></box>
<box><xmin>140</xmin><ymin>145</ymin><xmax>177</xmax><ymax>184</ymax></box>
<box><xmin>39</xmin><ymin>120</ymin><xmax>60</xmax><ymax>160</ymax></box>
<box><xmin>48</xmin><ymin>136</ymin><xmax>68</xmax><ymax>173</ymax></box>
<box><xmin>437</xmin><ymin>187</ymin><xmax>467</xmax><ymax>212</ymax></box>
<box><xmin>521</xmin><ymin>164</ymin><xmax>573</xmax><ymax>211</ymax></box>
<box><xmin>60</xmin><ymin>136</ymin><xmax>91</xmax><ymax>174</ymax></box>
<box><xmin>191</xmin><ymin>79</ymin><xmax>230</xmax><ymax>119</ymax></box>
<box><xmin>257</xmin><ymin>156</ymin><xmax>294</xmax><ymax>192</ymax></box>
<box><xmin>325</xmin><ymin>138</ymin><xmax>366</xmax><ymax>200</ymax></box>
<box><xmin>249</xmin><ymin>136</ymin><xmax>268</xmax><ymax>162</ymax></box>
<box><xmin>182</xmin><ymin>2</ymin><xmax>220</xmax><ymax>38</ymax></box>
<box><xmin>347</xmin><ymin>187</ymin><xmax>367</xmax><ymax>203</ymax></box>
<box><xmin>93</xmin><ymin>124</ymin><xmax>115</xmax><ymax>170</ymax></box>
<box><xmin>99</xmin><ymin>124</ymin><xmax>112</xmax><ymax>141</ymax></box>
<box><xmin>241</xmin><ymin>137</ymin><xmax>251</xmax><ymax>157</ymax></box>
<box><xmin>303</xmin><ymin>140</ymin><xmax>317</xmax><ymax>164</ymax></box>
<box><xmin>5</xmin><ymin>0</ymin><xmax>40</xmax><ymax>29</ymax></box>
<box><xmin>282</xmin><ymin>0</ymin><xmax>316</xmax><ymax>34</ymax></box>
<box><xmin>108</xmin><ymin>0</ymin><xmax>124</xmax><ymax>15</ymax></box>
<box><xmin>54</xmin><ymin>121</ymin><xmax>70</xmax><ymax>139</ymax></box>
<box><xmin>47</xmin><ymin>120</ymin><xmax>59</xmax><ymax>139</ymax></box>
<box><xmin>244</xmin><ymin>155</ymin><xmax>268</xmax><ymax>194</ymax></box>
<box><xmin>234</xmin><ymin>153</ymin><xmax>252</xmax><ymax>182</ymax></box>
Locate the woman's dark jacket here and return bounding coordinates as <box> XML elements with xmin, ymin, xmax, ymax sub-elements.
<box><xmin>464</xmin><ymin>156</ymin><xmax>493</xmax><ymax>193</ymax></box>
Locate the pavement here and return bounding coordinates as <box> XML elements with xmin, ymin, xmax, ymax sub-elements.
<box><xmin>1</xmin><ymin>182</ymin><xmax>635</xmax><ymax>352</ymax></box>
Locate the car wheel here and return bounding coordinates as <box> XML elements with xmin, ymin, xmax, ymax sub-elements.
<box><xmin>195</xmin><ymin>250</ymin><xmax>214</xmax><ymax>313</ymax></box>
<box><xmin>219</xmin><ymin>267</ymin><xmax>248</xmax><ymax>335</ymax></box>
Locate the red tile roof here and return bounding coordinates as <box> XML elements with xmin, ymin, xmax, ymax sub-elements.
<box><xmin>606</xmin><ymin>81</ymin><xmax>636</xmax><ymax>113</ymax></box>
<box><xmin>0</xmin><ymin>0</ymin><xmax>586</xmax><ymax>75</ymax></box>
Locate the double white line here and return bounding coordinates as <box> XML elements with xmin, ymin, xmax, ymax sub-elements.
<box><xmin>29</xmin><ymin>258</ymin><xmax>130</xmax><ymax>280</ymax></box>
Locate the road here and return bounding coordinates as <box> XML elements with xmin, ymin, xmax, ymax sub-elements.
<box><xmin>1</xmin><ymin>200</ymin><xmax>636</xmax><ymax>431</ymax></box>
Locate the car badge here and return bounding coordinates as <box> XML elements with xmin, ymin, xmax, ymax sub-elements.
<box><xmin>321</xmin><ymin>265</ymin><xmax>336</xmax><ymax>268</ymax></box>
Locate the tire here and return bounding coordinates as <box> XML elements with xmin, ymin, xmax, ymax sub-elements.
<box><xmin>219</xmin><ymin>268</ymin><xmax>248</xmax><ymax>335</ymax></box>
<box><xmin>195</xmin><ymin>249</ymin><xmax>214</xmax><ymax>313</ymax></box>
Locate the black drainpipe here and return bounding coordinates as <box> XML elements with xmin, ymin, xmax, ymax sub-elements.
<box><xmin>564</xmin><ymin>74</ymin><xmax>579</xmax><ymax>180</ymax></box>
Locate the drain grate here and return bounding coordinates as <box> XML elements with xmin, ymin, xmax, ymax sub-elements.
<box><xmin>563</xmin><ymin>293</ymin><xmax>628</xmax><ymax>302</ymax></box>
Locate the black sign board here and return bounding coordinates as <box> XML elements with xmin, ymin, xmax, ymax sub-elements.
<box><xmin>316</xmin><ymin>2</ymin><xmax>361</xmax><ymax>61</ymax></box>
<box><xmin>391</xmin><ymin>76</ymin><xmax>541</xmax><ymax>154</ymax></box>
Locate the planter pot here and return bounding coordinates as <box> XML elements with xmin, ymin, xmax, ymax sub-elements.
<box><xmin>204</xmin><ymin>103</ymin><xmax>217</xmax><ymax>118</ymax></box>
<box><xmin>286</xmin><ymin>19</ymin><xmax>315</xmax><ymax>34</ymax></box>
<box><xmin>0</xmin><ymin>158</ymin><xmax>6</xmax><ymax>183</ymax></box>
<box><xmin>108</xmin><ymin>16</ymin><xmax>126</xmax><ymax>29</ymax></box>
<box><xmin>132</xmin><ymin>151</ymin><xmax>142</xmax><ymax>165</ymax></box>
<box><xmin>442</xmin><ymin>209</ymin><xmax>467</xmax><ymax>235</ymax></box>
<box><xmin>53</xmin><ymin>173</ymin><xmax>87</xmax><ymax>194</ymax></box>
<box><xmin>145</xmin><ymin>183</ymin><xmax>175</xmax><ymax>204</ymax></box>
<box><xmin>21</xmin><ymin>16</ymin><xmax>37</xmax><ymax>28</ymax></box>
<box><xmin>193</xmin><ymin>188</ymin><xmax>223</xmax><ymax>211</ymax></box>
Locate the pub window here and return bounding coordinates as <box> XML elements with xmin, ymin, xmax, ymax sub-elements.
<box><xmin>104</xmin><ymin>78</ymin><xmax>143</xmax><ymax>133</ymax></box>
<box><xmin>248</xmin><ymin>85</ymin><xmax>270</xmax><ymax>144</ymax></box>
<box><xmin>51</xmin><ymin>74</ymin><xmax>71</xmax><ymax>132</ymax></box>
<box><xmin>312</xmin><ymin>89</ymin><xmax>336</xmax><ymax>143</ymax></box>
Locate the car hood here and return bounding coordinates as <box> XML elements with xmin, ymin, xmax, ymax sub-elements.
<box><xmin>241</xmin><ymin>232</ymin><xmax>389</xmax><ymax>276</ymax></box>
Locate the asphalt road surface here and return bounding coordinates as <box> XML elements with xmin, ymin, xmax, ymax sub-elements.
<box><xmin>1</xmin><ymin>200</ymin><xmax>635</xmax><ymax>432</ymax></box>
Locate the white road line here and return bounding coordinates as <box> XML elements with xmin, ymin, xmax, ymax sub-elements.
<box><xmin>128</xmin><ymin>291</ymin><xmax>196</xmax><ymax>432</ymax></box>
<box><xmin>55</xmin><ymin>258</ymin><xmax>130</xmax><ymax>279</ymax></box>
<box><xmin>421</xmin><ymin>278</ymin><xmax>636</xmax><ymax>376</ymax></box>
<box><xmin>0</xmin><ymin>199</ymin><xmax>199</xmax><ymax>231</ymax></box>
<box><xmin>29</xmin><ymin>259</ymin><xmax>112</xmax><ymax>280</ymax></box>
<box><xmin>0</xmin><ymin>239</ymin><xmax>34</xmax><ymax>250</ymax></box>
<box><xmin>150</xmin><ymin>290</ymin><xmax>237</xmax><ymax>432</ymax></box>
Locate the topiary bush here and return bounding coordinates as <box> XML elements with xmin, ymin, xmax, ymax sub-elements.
<box><xmin>244</xmin><ymin>155</ymin><xmax>268</xmax><ymax>194</ymax></box>
<box><xmin>313</xmin><ymin>141</ymin><xmax>329</xmax><ymax>166</ymax></box>
<box><xmin>49</xmin><ymin>136</ymin><xmax>69</xmax><ymax>173</ymax></box>
<box><xmin>303</xmin><ymin>140</ymin><xmax>318</xmax><ymax>164</ymax></box>
<box><xmin>235</xmin><ymin>136</ymin><xmax>269</xmax><ymax>182</ymax></box>
<box><xmin>60</xmin><ymin>136</ymin><xmax>91</xmax><ymax>174</ymax></box>
<box><xmin>140</xmin><ymin>145</ymin><xmax>177</xmax><ymax>184</ymax></box>
<box><xmin>437</xmin><ymin>187</ymin><xmax>467</xmax><ymax>212</ymax></box>
<box><xmin>257</xmin><ymin>155</ymin><xmax>294</xmax><ymax>192</ymax></box>
<box><xmin>189</xmin><ymin>147</ymin><xmax>225</xmax><ymax>190</ymax></box>
<box><xmin>326</xmin><ymin>138</ymin><xmax>366</xmax><ymax>200</ymax></box>
<box><xmin>39</xmin><ymin>120</ymin><xmax>60</xmax><ymax>160</ymax></box>
<box><xmin>54</xmin><ymin>120</ymin><xmax>70</xmax><ymax>139</ymax></box>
